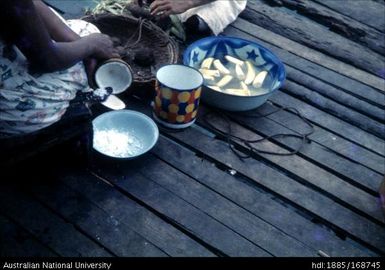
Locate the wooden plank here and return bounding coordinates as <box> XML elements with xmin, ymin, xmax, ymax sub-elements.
<box><xmin>195</xmin><ymin>110</ymin><xmax>384</xmax><ymax>224</ymax></box>
<box><xmin>160</xmin><ymin>125</ymin><xmax>385</xmax><ymax>254</ymax></box>
<box><xmin>93</xmin><ymin>164</ymin><xmax>272</xmax><ymax>257</ymax></box>
<box><xmin>224</xmin><ymin>17</ymin><xmax>385</xmax><ymax>152</ymax></box>
<box><xmin>313</xmin><ymin>0</ymin><xmax>385</xmax><ymax>33</ymax></box>
<box><xmin>252</xmin><ymin>102</ymin><xmax>385</xmax><ymax>174</ymax></box>
<box><xmin>123</xmin><ymin>97</ymin><xmax>385</xmax><ymax>253</ymax></box>
<box><xmin>270</xmin><ymin>92</ymin><xmax>385</xmax><ymax>157</ymax></box>
<box><xmin>225</xmin><ymin>104</ymin><xmax>384</xmax><ymax>190</ymax></box>
<box><xmin>29</xmin><ymin>179</ymin><xmax>168</xmax><ymax>257</ymax></box>
<box><xmin>134</xmin><ymin>155</ymin><xmax>318</xmax><ymax>257</ymax></box>
<box><xmin>0</xmin><ymin>185</ymin><xmax>112</xmax><ymax>257</ymax></box>
<box><xmin>241</xmin><ymin>0</ymin><xmax>385</xmax><ymax>76</ymax></box>
<box><xmin>127</xmin><ymin>95</ymin><xmax>384</xmax><ymax>190</ymax></box>
<box><xmin>284</xmin><ymin>65</ymin><xmax>385</xmax><ymax>123</ymax></box>
<box><xmin>152</xmin><ymin>136</ymin><xmax>379</xmax><ymax>257</ymax></box>
<box><xmin>0</xmin><ymin>214</ymin><xmax>58</xmax><ymax>257</ymax></box>
<box><xmin>225</xmin><ymin>20</ymin><xmax>385</xmax><ymax>168</ymax></box>
<box><xmin>224</xmin><ymin>25</ymin><xmax>385</xmax><ymax>109</ymax></box>
<box><xmin>228</xmin><ymin>18</ymin><xmax>384</xmax><ymax>92</ymax></box>
<box><xmin>281</xmin><ymin>80</ymin><xmax>385</xmax><ymax>138</ymax></box>
<box><xmin>60</xmin><ymin>169</ymin><xmax>216</xmax><ymax>257</ymax></box>
<box><xmin>198</xmin><ymin>106</ymin><xmax>383</xmax><ymax>197</ymax></box>
<box><xmin>269</xmin><ymin>0</ymin><xmax>385</xmax><ymax>55</ymax></box>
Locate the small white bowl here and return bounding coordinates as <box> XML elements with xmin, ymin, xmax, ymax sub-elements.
<box><xmin>92</xmin><ymin>110</ymin><xmax>159</xmax><ymax>159</ymax></box>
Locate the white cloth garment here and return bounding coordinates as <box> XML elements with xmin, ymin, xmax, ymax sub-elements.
<box><xmin>0</xmin><ymin>19</ymin><xmax>99</xmax><ymax>136</ymax></box>
<box><xmin>177</xmin><ymin>0</ymin><xmax>247</xmax><ymax>35</ymax></box>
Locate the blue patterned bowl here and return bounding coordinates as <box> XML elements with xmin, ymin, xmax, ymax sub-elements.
<box><xmin>183</xmin><ymin>36</ymin><xmax>286</xmax><ymax>111</ymax></box>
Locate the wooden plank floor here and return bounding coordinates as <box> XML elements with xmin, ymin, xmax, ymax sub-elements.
<box><xmin>1</xmin><ymin>0</ymin><xmax>384</xmax><ymax>257</ymax></box>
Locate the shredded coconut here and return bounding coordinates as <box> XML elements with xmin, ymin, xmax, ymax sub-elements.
<box><xmin>93</xmin><ymin>129</ymin><xmax>144</xmax><ymax>158</ymax></box>
<box><xmin>93</xmin><ymin>87</ymin><xmax>110</xmax><ymax>98</ymax></box>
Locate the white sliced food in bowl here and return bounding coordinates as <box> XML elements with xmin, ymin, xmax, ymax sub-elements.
<box><xmin>202</xmin><ymin>74</ymin><xmax>216</xmax><ymax>84</ymax></box>
<box><xmin>252</xmin><ymin>71</ymin><xmax>268</xmax><ymax>88</ymax></box>
<box><xmin>213</xmin><ymin>59</ymin><xmax>231</xmax><ymax>75</ymax></box>
<box><xmin>223</xmin><ymin>88</ymin><xmax>250</xmax><ymax>96</ymax></box>
<box><xmin>235</xmin><ymin>64</ymin><xmax>246</xmax><ymax>80</ymax></box>
<box><xmin>225</xmin><ymin>55</ymin><xmax>244</xmax><ymax>66</ymax></box>
<box><xmin>201</xmin><ymin>57</ymin><xmax>214</xmax><ymax>69</ymax></box>
<box><xmin>240</xmin><ymin>81</ymin><xmax>251</xmax><ymax>96</ymax></box>
<box><xmin>199</xmin><ymin>68</ymin><xmax>220</xmax><ymax>77</ymax></box>
<box><xmin>217</xmin><ymin>75</ymin><xmax>233</xmax><ymax>87</ymax></box>
<box><xmin>244</xmin><ymin>61</ymin><xmax>256</xmax><ymax>85</ymax></box>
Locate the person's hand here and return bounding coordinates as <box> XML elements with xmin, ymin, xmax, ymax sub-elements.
<box><xmin>84</xmin><ymin>33</ymin><xmax>120</xmax><ymax>60</ymax></box>
<box><xmin>83</xmin><ymin>57</ymin><xmax>98</xmax><ymax>89</ymax></box>
<box><xmin>150</xmin><ymin>0</ymin><xmax>194</xmax><ymax>17</ymax></box>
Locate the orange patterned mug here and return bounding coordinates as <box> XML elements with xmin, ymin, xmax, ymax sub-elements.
<box><xmin>153</xmin><ymin>65</ymin><xmax>203</xmax><ymax>129</ymax></box>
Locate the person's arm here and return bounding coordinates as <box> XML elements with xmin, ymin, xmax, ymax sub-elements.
<box><xmin>150</xmin><ymin>0</ymin><xmax>215</xmax><ymax>16</ymax></box>
<box><xmin>0</xmin><ymin>0</ymin><xmax>118</xmax><ymax>73</ymax></box>
<box><xmin>33</xmin><ymin>0</ymin><xmax>100</xmax><ymax>87</ymax></box>
<box><xmin>33</xmin><ymin>0</ymin><xmax>79</xmax><ymax>42</ymax></box>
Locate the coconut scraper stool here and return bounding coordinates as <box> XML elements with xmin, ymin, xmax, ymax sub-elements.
<box><xmin>0</xmin><ymin>103</ymin><xmax>93</xmax><ymax>169</ymax></box>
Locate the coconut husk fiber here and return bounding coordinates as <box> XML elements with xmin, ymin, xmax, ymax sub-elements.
<box><xmin>83</xmin><ymin>13</ymin><xmax>179</xmax><ymax>84</ymax></box>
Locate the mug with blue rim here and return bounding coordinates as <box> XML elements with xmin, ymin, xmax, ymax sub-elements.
<box><xmin>153</xmin><ymin>64</ymin><xmax>204</xmax><ymax>129</ymax></box>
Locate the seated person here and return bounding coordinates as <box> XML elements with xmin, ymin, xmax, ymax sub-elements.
<box><xmin>149</xmin><ymin>0</ymin><xmax>247</xmax><ymax>36</ymax></box>
<box><xmin>0</xmin><ymin>0</ymin><xmax>119</xmax><ymax>137</ymax></box>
